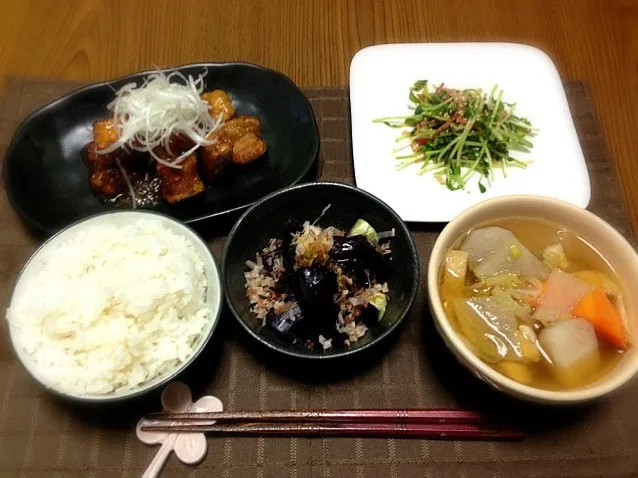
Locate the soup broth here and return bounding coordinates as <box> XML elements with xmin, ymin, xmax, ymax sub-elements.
<box><xmin>440</xmin><ymin>217</ymin><xmax>627</xmax><ymax>391</ymax></box>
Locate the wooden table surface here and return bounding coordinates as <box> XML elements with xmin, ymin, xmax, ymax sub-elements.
<box><xmin>1</xmin><ymin>0</ymin><xmax>637</xmax><ymax>234</ymax></box>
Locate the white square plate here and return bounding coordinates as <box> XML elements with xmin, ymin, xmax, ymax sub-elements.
<box><xmin>350</xmin><ymin>43</ymin><xmax>590</xmax><ymax>222</ymax></box>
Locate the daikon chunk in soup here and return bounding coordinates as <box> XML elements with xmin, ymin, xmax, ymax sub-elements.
<box><xmin>440</xmin><ymin>217</ymin><xmax>629</xmax><ymax>391</ymax></box>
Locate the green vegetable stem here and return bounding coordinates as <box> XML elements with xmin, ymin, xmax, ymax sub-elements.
<box><xmin>374</xmin><ymin>81</ymin><xmax>537</xmax><ymax>192</ymax></box>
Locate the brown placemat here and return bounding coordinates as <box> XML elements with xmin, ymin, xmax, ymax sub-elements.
<box><xmin>0</xmin><ymin>78</ymin><xmax>637</xmax><ymax>478</ymax></box>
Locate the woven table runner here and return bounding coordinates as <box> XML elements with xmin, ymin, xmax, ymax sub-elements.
<box><xmin>0</xmin><ymin>78</ymin><xmax>636</xmax><ymax>478</ymax></box>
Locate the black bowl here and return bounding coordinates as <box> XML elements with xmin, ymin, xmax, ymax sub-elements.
<box><xmin>222</xmin><ymin>182</ymin><xmax>419</xmax><ymax>361</ymax></box>
<box><xmin>2</xmin><ymin>62</ymin><xmax>319</xmax><ymax>235</ymax></box>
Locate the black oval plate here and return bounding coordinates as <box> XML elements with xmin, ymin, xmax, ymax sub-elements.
<box><xmin>2</xmin><ymin>63</ymin><xmax>319</xmax><ymax>234</ymax></box>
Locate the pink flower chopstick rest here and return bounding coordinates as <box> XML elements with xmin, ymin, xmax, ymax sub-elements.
<box><xmin>136</xmin><ymin>382</ymin><xmax>223</xmax><ymax>478</ymax></box>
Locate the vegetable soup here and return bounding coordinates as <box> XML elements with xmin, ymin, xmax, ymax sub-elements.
<box><xmin>440</xmin><ymin>217</ymin><xmax>629</xmax><ymax>391</ymax></box>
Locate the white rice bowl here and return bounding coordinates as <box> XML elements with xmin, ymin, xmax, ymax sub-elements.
<box><xmin>5</xmin><ymin>211</ymin><xmax>222</xmax><ymax>401</ymax></box>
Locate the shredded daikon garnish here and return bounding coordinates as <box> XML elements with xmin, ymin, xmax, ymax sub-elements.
<box><xmin>115</xmin><ymin>158</ymin><xmax>137</xmax><ymax>209</ymax></box>
<box><xmin>98</xmin><ymin>69</ymin><xmax>223</xmax><ymax>169</ymax></box>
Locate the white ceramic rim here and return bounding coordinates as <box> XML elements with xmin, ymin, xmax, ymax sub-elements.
<box><xmin>427</xmin><ymin>195</ymin><xmax>638</xmax><ymax>403</ymax></box>
<box><xmin>5</xmin><ymin>210</ymin><xmax>223</xmax><ymax>402</ymax></box>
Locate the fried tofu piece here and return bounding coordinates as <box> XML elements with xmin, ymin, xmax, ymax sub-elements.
<box><xmin>93</xmin><ymin>119</ymin><xmax>120</xmax><ymax>150</ymax></box>
<box><xmin>201</xmin><ymin>90</ymin><xmax>235</xmax><ymax>121</ymax></box>
<box><xmin>232</xmin><ymin>132</ymin><xmax>267</xmax><ymax>164</ymax></box>
<box><xmin>156</xmin><ymin>154</ymin><xmax>205</xmax><ymax>203</ymax></box>
<box><xmin>220</xmin><ymin>116</ymin><xmax>261</xmax><ymax>142</ymax></box>
<box><xmin>200</xmin><ymin>134</ymin><xmax>233</xmax><ymax>183</ymax></box>
<box><xmin>85</xmin><ymin>141</ymin><xmax>116</xmax><ymax>169</ymax></box>
<box><xmin>202</xmin><ymin>115</ymin><xmax>266</xmax><ymax>166</ymax></box>
<box><xmin>89</xmin><ymin>168</ymin><xmax>125</xmax><ymax>198</ymax></box>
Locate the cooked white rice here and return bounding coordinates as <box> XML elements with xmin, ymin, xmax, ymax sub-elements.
<box><xmin>6</xmin><ymin>219</ymin><xmax>210</xmax><ymax>396</ymax></box>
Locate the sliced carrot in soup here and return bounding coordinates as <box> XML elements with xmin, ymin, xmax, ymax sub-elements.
<box><xmin>572</xmin><ymin>287</ymin><xmax>627</xmax><ymax>349</ymax></box>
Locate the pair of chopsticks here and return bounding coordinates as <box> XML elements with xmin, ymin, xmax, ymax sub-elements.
<box><xmin>141</xmin><ymin>409</ymin><xmax>523</xmax><ymax>441</ymax></box>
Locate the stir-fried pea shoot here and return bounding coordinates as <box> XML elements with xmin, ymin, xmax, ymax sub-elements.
<box><xmin>374</xmin><ymin>81</ymin><xmax>537</xmax><ymax>192</ymax></box>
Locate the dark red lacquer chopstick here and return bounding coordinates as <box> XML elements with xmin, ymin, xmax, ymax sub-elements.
<box><xmin>140</xmin><ymin>421</ymin><xmax>522</xmax><ymax>441</ymax></box>
<box><xmin>146</xmin><ymin>408</ymin><xmax>489</xmax><ymax>424</ymax></box>
<box><xmin>140</xmin><ymin>409</ymin><xmax>523</xmax><ymax>441</ymax></box>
